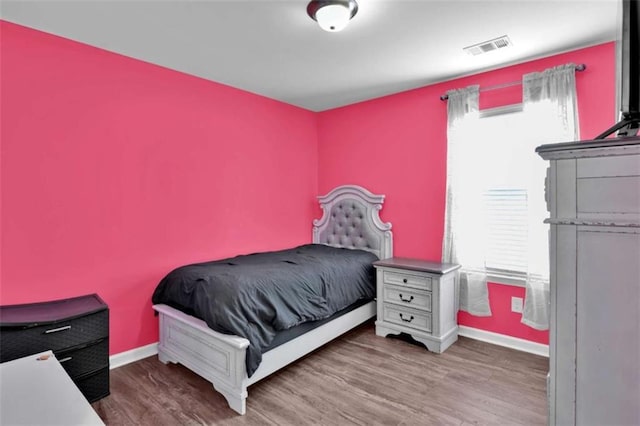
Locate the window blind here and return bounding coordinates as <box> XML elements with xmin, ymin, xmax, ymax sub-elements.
<box><xmin>483</xmin><ymin>188</ymin><xmax>529</xmax><ymax>276</ymax></box>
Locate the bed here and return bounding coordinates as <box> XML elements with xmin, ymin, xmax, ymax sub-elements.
<box><xmin>152</xmin><ymin>185</ymin><xmax>393</xmax><ymax>415</ymax></box>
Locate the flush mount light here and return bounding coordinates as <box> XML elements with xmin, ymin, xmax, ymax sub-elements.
<box><xmin>307</xmin><ymin>0</ymin><xmax>358</xmax><ymax>32</ymax></box>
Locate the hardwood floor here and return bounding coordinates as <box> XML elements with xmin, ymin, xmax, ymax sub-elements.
<box><xmin>92</xmin><ymin>322</ymin><xmax>548</xmax><ymax>425</ymax></box>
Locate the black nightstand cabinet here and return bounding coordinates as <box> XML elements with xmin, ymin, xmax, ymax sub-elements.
<box><xmin>0</xmin><ymin>294</ymin><xmax>110</xmax><ymax>402</ymax></box>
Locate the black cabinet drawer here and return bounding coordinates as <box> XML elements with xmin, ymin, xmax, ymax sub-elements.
<box><xmin>0</xmin><ymin>310</ymin><xmax>108</xmax><ymax>362</ymax></box>
<box><xmin>0</xmin><ymin>294</ymin><xmax>110</xmax><ymax>402</ymax></box>
<box><xmin>57</xmin><ymin>338</ymin><xmax>109</xmax><ymax>379</ymax></box>
<box><xmin>75</xmin><ymin>367</ymin><xmax>110</xmax><ymax>403</ymax></box>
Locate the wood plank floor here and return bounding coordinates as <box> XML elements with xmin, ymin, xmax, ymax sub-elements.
<box><xmin>92</xmin><ymin>322</ymin><xmax>548</xmax><ymax>425</ymax></box>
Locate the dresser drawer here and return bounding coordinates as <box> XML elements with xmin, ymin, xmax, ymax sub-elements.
<box><xmin>383</xmin><ymin>270</ymin><xmax>432</xmax><ymax>291</ymax></box>
<box><xmin>74</xmin><ymin>367</ymin><xmax>110</xmax><ymax>403</ymax></box>
<box><xmin>383</xmin><ymin>284</ymin><xmax>432</xmax><ymax>311</ymax></box>
<box><xmin>577</xmin><ymin>176</ymin><xmax>640</xmax><ymax>215</ymax></box>
<box><xmin>383</xmin><ymin>303</ymin><xmax>432</xmax><ymax>333</ymax></box>
<box><xmin>0</xmin><ymin>310</ymin><xmax>109</xmax><ymax>362</ymax></box>
<box><xmin>56</xmin><ymin>338</ymin><xmax>109</xmax><ymax>379</ymax></box>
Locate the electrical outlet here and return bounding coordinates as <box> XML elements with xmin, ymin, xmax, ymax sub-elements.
<box><xmin>511</xmin><ymin>297</ymin><xmax>523</xmax><ymax>313</ymax></box>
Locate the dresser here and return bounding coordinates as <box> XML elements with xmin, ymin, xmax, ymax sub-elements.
<box><xmin>537</xmin><ymin>137</ymin><xmax>640</xmax><ymax>426</ymax></box>
<box><xmin>373</xmin><ymin>258</ymin><xmax>460</xmax><ymax>353</ymax></box>
<box><xmin>0</xmin><ymin>294</ymin><xmax>110</xmax><ymax>403</ymax></box>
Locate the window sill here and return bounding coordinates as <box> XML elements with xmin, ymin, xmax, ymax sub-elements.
<box><xmin>460</xmin><ymin>268</ymin><xmax>548</xmax><ymax>288</ymax></box>
<box><xmin>486</xmin><ymin>273</ymin><xmax>527</xmax><ymax>288</ymax></box>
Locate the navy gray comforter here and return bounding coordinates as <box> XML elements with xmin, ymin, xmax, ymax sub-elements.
<box><xmin>151</xmin><ymin>244</ymin><xmax>377</xmax><ymax>376</ymax></box>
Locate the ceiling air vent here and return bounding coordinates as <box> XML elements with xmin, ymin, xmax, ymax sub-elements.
<box><xmin>463</xmin><ymin>35</ymin><xmax>512</xmax><ymax>56</ymax></box>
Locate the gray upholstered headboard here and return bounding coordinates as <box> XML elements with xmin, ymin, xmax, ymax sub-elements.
<box><xmin>313</xmin><ymin>185</ymin><xmax>393</xmax><ymax>260</ymax></box>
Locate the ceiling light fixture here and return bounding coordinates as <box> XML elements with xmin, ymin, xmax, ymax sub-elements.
<box><xmin>307</xmin><ymin>0</ymin><xmax>358</xmax><ymax>32</ymax></box>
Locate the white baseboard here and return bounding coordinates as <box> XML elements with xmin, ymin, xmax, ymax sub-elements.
<box><xmin>109</xmin><ymin>342</ymin><xmax>158</xmax><ymax>370</ymax></box>
<box><xmin>108</xmin><ymin>326</ymin><xmax>548</xmax><ymax>370</ymax></box>
<box><xmin>458</xmin><ymin>326</ymin><xmax>549</xmax><ymax>358</ymax></box>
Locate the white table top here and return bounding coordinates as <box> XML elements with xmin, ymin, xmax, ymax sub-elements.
<box><xmin>0</xmin><ymin>351</ymin><xmax>105</xmax><ymax>425</ymax></box>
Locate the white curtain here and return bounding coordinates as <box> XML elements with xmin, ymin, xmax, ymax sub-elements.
<box><xmin>442</xmin><ymin>85</ymin><xmax>492</xmax><ymax>316</ymax></box>
<box><xmin>521</xmin><ymin>63</ymin><xmax>579</xmax><ymax>329</ymax></box>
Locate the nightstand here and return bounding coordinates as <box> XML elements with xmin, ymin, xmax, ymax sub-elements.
<box><xmin>373</xmin><ymin>258</ymin><xmax>460</xmax><ymax>353</ymax></box>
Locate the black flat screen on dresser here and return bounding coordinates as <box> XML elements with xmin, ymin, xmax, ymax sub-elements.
<box><xmin>0</xmin><ymin>294</ymin><xmax>110</xmax><ymax>402</ymax></box>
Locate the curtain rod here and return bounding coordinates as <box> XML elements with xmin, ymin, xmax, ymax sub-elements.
<box><xmin>439</xmin><ymin>63</ymin><xmax>586</xmax><ymax>101</ymax></box>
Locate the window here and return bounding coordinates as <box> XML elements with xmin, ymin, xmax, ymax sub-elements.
<box><xmin>445</xmin><ymin>66</ymin><xmax>577</xmax><ymax>323</ymax></box>
<box><xmin>461</xmin><ymin>104</ymin><xmax>550</xmax><ymax>286</ymax></box>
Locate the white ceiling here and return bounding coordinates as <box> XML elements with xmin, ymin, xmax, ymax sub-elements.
<box><xmin>1</xmin><ymin>0</ymin><xmax>619</xmax><ymax>111</ymax></box>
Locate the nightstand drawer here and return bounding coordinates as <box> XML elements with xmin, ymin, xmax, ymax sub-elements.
<box><xmin>383</xmin><ymin>284</ymin><xmax>432</xmax><ymax>311</ymax></box>
<box><xmin>383</xmin><ymin>270</ymin><xmax>432</xmax><ymax>291</ymax></box>
<box><xmin>383</xmin><ymin>303</ymin><xmax>432</xmax><ymax>333</ymax></box>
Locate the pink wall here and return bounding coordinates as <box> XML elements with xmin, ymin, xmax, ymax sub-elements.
<box><xmin>1</xmin><ymin>19</ymin><xmax>616</xmax><ymax>350</ymax></box>
<box><xmin>0</xmin><ymin>22</ymin><xmax>318</xmax><ymax>354</ymax></box>
<box><xmin>318</xmin><ymin>43</ymin><xmax>616</xmax><ymax>344</ymax></box>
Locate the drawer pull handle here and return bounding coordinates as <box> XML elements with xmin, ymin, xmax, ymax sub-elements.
<box><xmin>44</xmin><ymin>325</ymin><xmax>71</xmax><ymax>334</ymax></box>
<box><xmin>402</xmin><ymin>278</ymin><xmax>408</xmax><ymax>283</ymax></box>
<box><xmin>399</xmin><ymin>313</ymin><xmax>414</xmax><ymax>323</ymax></box>
<box><xmin>399</xmin><ymin>294</ymin><xmax>414</xmax><ymax>303</ymax></box>
<box><xmin>58</xmin><ymin>356</ymin><xmax>72</xmax><ymax>363</ymax></box>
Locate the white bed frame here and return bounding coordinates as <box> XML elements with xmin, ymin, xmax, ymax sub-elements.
<box><xmin>153</xmin><ymin>185</ymin><xmax>393</xmax><ymax>415</ymax></box>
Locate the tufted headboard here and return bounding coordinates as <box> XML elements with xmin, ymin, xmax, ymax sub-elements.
<box><xmin>313</xmin><ymin>185</ymin><xmax>393</xmax><ymax>260</ymax></box>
